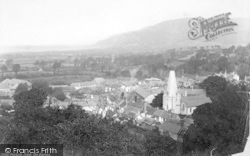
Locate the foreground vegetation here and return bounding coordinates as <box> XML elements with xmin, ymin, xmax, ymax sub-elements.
<box><xmin>0</xmin><ymin>76</ymin><xmax>248</xmax><ymax>155</ymax></box>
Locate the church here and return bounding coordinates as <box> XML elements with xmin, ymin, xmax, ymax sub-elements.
<box><xmin>163</xmin><ymin>71</ymin><xmax>211</xmax><ymax>115</ymax></box>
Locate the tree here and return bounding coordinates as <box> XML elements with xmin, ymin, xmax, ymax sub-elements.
<box><xmin>12</xmin><ymin>64</ymin><xmax>21</xmax><ymax>76</ymax></box>
<box><xmin>199</xmin><ymin>76</ymin><xmax>228</xmax><ymax>99</ymax></box>
<box><xmin>6</xmin><ymin>88</ymin><xmax>59</xmax><ymax>144</ymax></box>
<box><xmin>53</xmin><ymin>88</ymin><xmax>66</xmax><ymax>101</ymax></box>
<box><xmin>183</xmin><ymin>83</ymin><xmax>247</xmax><ymax>155</ymax></box>
<box><xmin>32</xmin><ymin>80</ymin><xmax>53</xmax><ymax>106</ymax></box>
<box><xmin>39</xmin><ymin>60</ymin><xmax>47</xmax><ymax>69</ymax></box>
<box><xmin>150</xmin><ymin>92</ymin><xmax>163</xmax><ymax>109</ymax></box>
<box><xmin>34</xmin><ymin>60</ymin><xmax>39</xmax><ymax>68</ymax></box>
<box><xmin>144</xmin><ymin>129</ymin><xmax>178</xmax><ymax>156</ymax></box>
<box><xmin>135</xmin><ymin>70</ymin><xmax>143</xmax><ymax>80</ymax></box>
<box><xmin>120</xmin><ymin>70</ymin><xmax>131</xmax><ymax>77</ymax></box>
<box><xmin>15</xmin><ymin>83</ymin><xmax>29</xmax><ymax>95</ymax></box>
<box><xmin>1</xmin><ymin>65</ymin><xmax>7</xmax><ymax>76</ymax></box>
<box><xmin>52</xmin><ymin>62</ymin><xmax>61</xmax><ymax>75</ymax></box>
<box><xmin>5</xmin><ymin>59</ymin><xmax>13</xmax><ymax>68</ymax></box>
<box><xmin>32</xmin><ymin>80</ymin><xmax>53</xmax><ymax>94</ymax></box>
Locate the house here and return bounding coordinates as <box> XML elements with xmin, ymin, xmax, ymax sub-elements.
<box><xmin>2</xmin><ymin>78</ymin><xmax>32</xmax><ymax>90</ymax></box>
<box><xmin>177</xmin><ymin>77</ymin><xmax>193</xmax><ymax>88</ymax></box>
<box><xmin>0</xmin><ymin>83</ymin><xmax>11</xmax><ymax>96</ymax></box>
<box><xmin>93</xmin><ymin>77</ymin><xmax>105</xmax><ymax>86</ymax></box>
<box><xmin>1</xmin><ymin>79</ymin><xmax>31</xmax><ymax>96</ymax></box>
<box><xmin>120</xmin><ymin>81</ymin><xmax>138</xmax><ymax>92</ymax></box>
<box><xmin>0</xmin><ymin>91</ymin><xmax>9</xmax><ymax>99</ymax></box>
<box><xmin>121</xmin><ymin>105</ymin><xmax>143</xmax><ymax>120</ymax></box>
<box><xmin>71</xmin><ymin>81</ymin><xmax>98</xmax><ymax>90</ymax></box>
<box><xmin>145</xmin><ymin>77</ymin><xmax>164</xmax><ymax>87</ymax></box>
<box><xmin>153</xmin><ymin>109</ymin><xmax>170</xmax><ymax>123</ymax></box>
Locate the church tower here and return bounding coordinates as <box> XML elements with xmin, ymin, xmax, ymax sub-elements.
<box><xmin>163</xmin><ymin>70</ymin><xmax>181</xmax><ymax>114</ymax></box>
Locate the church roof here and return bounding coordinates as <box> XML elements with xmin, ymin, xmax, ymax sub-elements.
<box><xmin>182</xmin><ymin>94</ymin><xmax>212</xmax><ymax>108</ymax></box>
<box><xmin>179</xmin><ymin>89</ymin><xmax>205</xmax><ymax>96</ymax></box>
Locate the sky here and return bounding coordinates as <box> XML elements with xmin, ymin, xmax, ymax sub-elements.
<box><xmin>0</xmin><ymin>0</ymin><xmax>249</xmax><ymax>47</ymax></box>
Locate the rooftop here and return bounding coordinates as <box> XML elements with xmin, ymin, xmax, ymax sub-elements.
<box><xmin>134</xmin><ymin>87</ymin><xmax>151</xmax><ymax>99</ymax></box>
<box><xmin>179</xmin><ymin>89</ymin><xmax>206</xmax><ymax>96</ymax></box>
<box><xmin>182</xmin><ymin>94</ymin><xmax>212</xmax><ymax>108</ymax></box>
<box><xmin>0</xmin><ymin>83</ymin><xmax>10</xmax><ymax>89</ymax></box>
<box><xmin>158</xmin><ymin>121</ymin><xmax>181</xmax><ymax>134</ymax></box>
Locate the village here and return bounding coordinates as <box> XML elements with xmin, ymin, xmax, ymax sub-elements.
<box><xmin>0</xmin><ymin>69</ymin><xmax>244</xmax><ymax>142</ymax></box>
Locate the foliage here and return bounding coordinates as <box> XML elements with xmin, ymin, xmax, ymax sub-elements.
<box><xmin>120</xmin><ymin>70</ymin><xmax>131</xmax><ymax>77</ymax></box>
<box><xmin>32</xmin><ymin>79</ymin><xmax>53</xmax><ymax>95</ymax></box>
<box><xmin>52</xmin><ymin>62</ymin><xmax>62</xmax><ymax>75</ymax></box>
<box><xmin>150</xmin><ymin>92</ymin><xmax>163</xmax><ymax>109</ymax></box>
<box><xmin>53</xmin><ymin>88</ymin><xmax>66</xmax><ymax>101</ymax></box>
<box><xmin>5</xmin><ymin>59</ymin><xmax>13</xmax><ymax>67</ymax></box>
<box><xmin>1</xmin><ymin>65</ymin><xmax>8</xmax><ymax>76</ymax></box>
<box><xmin>15</xmin><ymin>83</ymin><xmax>29</xmax><ymax>95</ymax></box>
<box><xmin>199</xmin><ymin>75</ymin><xmax>228</xmax><ymax>99</ymax></box>
<box><xmin>12</xmin><ymin>64</ymin><xmax>21</xmax><ymax>76</ymax></box>
<box><xmin>183</xmin><ymin>82</ymin><xmax>248</xmax><ymax>155</ymax></box>
<box><xmin>5</xmin><ymin>87</ymin><xmax>179</xmax><ymax>155</ymax></box>
<box><xmin>135</xmin><ymin>70</ymin><xmax>143</xmax><ymax>80</ymax></box>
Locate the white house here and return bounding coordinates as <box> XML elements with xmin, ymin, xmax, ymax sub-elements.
<box><xmin>2</xmin><ymin>78</ymin><xmax>32</xmax><ymax>90</ymax></box>
<box><xmin>120</xmin><ymin>81</ymin><xmax>138</xmax><ymax>92</ymax></box>
<box><xmin>71</xmin><ymin>81</ymin><xmax>98</xmax><ymax>90</ymax></box>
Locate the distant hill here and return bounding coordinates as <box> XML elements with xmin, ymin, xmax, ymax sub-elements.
<box><xmin>94</xmin><ymin>18</ymin><xmax>250</xmax><ymax>51</ymax></box>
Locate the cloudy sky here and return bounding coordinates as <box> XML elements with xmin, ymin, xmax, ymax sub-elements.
<box><xmin>0</xmin><ymin>0</ymin><xmax>249</xmax><ymax>47</ymax></box>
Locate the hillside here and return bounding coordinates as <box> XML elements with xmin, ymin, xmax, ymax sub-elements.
<box><xmin>94</xmin><ymin>18</ymin><xmax>250</xmax><ymax>51</ymax></box>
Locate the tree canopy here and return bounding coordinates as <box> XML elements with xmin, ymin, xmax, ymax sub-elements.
<box><xmin>12</xmin><ymin>64</ymin><xmax>21</xmax><ymax>76</ymax></box>
<box><xmin>183</xmin><ymin>78</ymin><xmax>248</xmax><ymax>155</ymax></box>
<box><xmin>150</xmin><ymin>92</ymin><xmax>163</xmax><ymax>109</ymax></box>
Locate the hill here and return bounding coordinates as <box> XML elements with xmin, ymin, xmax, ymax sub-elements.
<box><xmin>94</xmin><ymin>18</ymin><xmax>250</xmax><ymax>51</ymax></box>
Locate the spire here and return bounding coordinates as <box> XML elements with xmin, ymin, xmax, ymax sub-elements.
<box><xmin>166</xmin><ymin>70</ymin><xmax>178</xmax><ymax>97</ymax></box>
